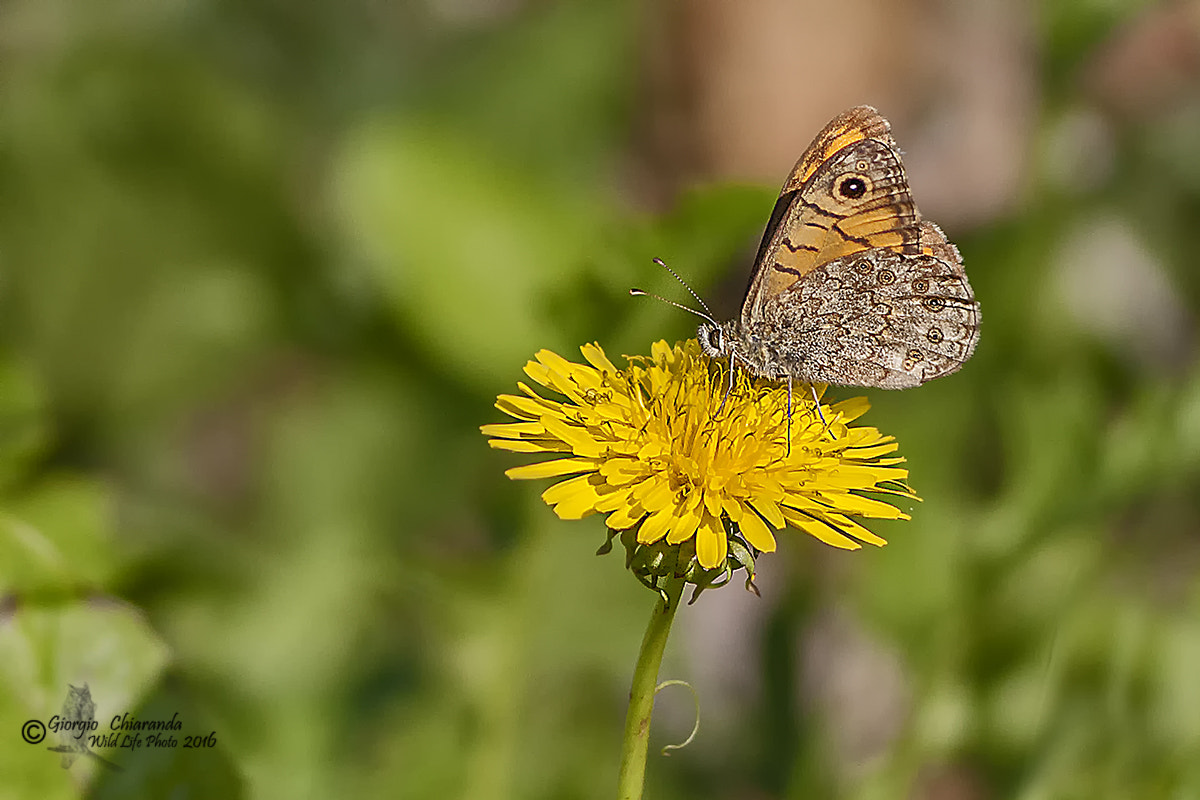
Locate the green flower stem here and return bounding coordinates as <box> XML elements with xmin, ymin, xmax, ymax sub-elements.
<box><xmin>617</xmin><ymin>575</ymin><xmax>686</xmax><ymax>800</ymax></box>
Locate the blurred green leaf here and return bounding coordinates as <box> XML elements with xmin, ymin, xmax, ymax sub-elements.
<box><xmin>332</xmin><ymin>117</ymin><xmax>602</xmax><ymax>388</ymax></box>
<box><xmin>0</xmin><ymin>478</ymin><xmax>118</xmax><ymax>597</ymax></box>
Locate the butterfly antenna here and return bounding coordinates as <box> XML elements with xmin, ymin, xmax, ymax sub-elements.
<box><xmin>629</xmin><ymin>288</ymin><xmax>718</xmax><ymax>327</ymax></box>
<box><xmin>651</xmin><ymin>257</ymin><xmax>715</xmax><ymax>318</ymax></box>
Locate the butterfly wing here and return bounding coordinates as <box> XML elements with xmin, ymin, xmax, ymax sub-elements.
<box><xmin>740</xmin><ymin>106</ymin><xmax>923</xmax><ymax>328</ymax></box>
<box><xmin>917</xmin><ymin>219</ymin><xmax>962</xmax><ymax>263</ymax></box>
<box><xmin>782</xmin><ymin>105</ymin><xmax>893</xmax><ymax>191</ymax></box>
<box><xmin>761</xmin><ymin>248</ymin><xmax>980</xmax><ymax>389</ymax></box>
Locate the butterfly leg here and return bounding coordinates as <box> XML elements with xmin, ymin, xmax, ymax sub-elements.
<box><xmin>809</xmin><ymin>383</ymin><xmax>837</xmax><ymax>440</ymax></box>
<box><xmin>786</xmin><ymin>377</ymin><xmax>793</xmax><ymax>457</ymax></box>
<box><xmin>717</xmin><ymin>353</ymin><xmax>736</xmax><ymax>415</ymax></box>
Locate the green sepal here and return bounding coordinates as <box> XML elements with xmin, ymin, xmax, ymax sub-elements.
<box><xmin>598</xmin><ymin>515</ymin><xmax>760</xmax><ymax>601</ymax></box>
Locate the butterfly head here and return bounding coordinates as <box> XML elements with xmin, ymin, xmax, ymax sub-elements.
<box><xmin>698</xmin><ymin>320</ymin><xmax>733</xmax><ymax>360</ymax></box>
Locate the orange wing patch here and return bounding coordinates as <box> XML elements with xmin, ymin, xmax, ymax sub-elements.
<box><xmin>758</xmin><ymin>136</ymin><xmax>920</xmax><ymax>299</ymax></box>
<box><xmin>738</xmin><ymin>106</ymin><xmax>924</xmax><ymax>327</ymax></box>
<box><xmin>782</xmin><ymin>106</ymin><xmax>893</xmax><ymax>191</ymax></box>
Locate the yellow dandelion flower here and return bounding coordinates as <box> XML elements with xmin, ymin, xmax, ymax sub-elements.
<box><xmin>481</xmin><ymin>339</ymin><xmax>915</xmax><ymax>577</ymax></box>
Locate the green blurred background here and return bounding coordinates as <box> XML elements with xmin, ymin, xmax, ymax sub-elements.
<box><xmin>3</xmin><ymin>1</ymin><xmax>1200</xmax><ymax>798</ymax></box>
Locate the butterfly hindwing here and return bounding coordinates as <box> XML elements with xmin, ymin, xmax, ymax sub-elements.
<box><xmin>918</xmin><ymin>220</ymin><xmax>963</xmax><ymax>265</ymax></box>
<box><xmin>761</xmin><ymin>248</ymin><xmax>980</xmax><ymax>389</ymax></box>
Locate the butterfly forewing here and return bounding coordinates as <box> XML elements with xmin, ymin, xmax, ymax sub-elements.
<box><xmin>740</xmin><ymin>108</ymin><xmax>922</xmax><ymax>327</ymax></box>
<box><xmin>783</xmin><ymin>106</ymin><xmax>893</xmax><ymax>190</ymax></box>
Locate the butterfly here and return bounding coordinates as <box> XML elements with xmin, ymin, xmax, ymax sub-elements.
<box><xmin>696</xmin><ymin>105</ymin><xmax>980</xmax><ymax>397</ymax></box>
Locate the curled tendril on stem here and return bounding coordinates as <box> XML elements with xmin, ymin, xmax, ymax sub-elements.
<box><xmin>654</xmin><ymin>679</ymin><xmax>700</xmax><ymax>756</ymax></box>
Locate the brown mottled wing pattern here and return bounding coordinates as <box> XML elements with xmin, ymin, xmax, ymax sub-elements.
<box><xmin>740</xmin><ymin>106</ymin><xmax>923</xmax><ymax>328</ymax></box>
<box><xmin>917</xmin><ymin>220</ymin><xmax>962</xmax><ymax>263</ymax></box>
<box><xmin>761</xmin><ymin>248</ymin><xmax>980</xmax><ymax>389</ymax></box>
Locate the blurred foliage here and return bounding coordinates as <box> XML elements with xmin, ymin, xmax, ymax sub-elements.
<box><xmin>1</xmin><ymin>1</ymin><xmax>1200</xmax><ymax>799</ymax></box>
